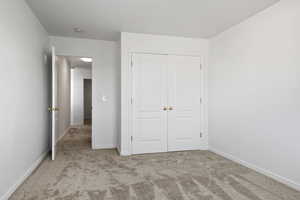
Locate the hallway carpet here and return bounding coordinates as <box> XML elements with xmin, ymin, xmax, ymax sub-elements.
<box><xmin>10</xmin><ymin>126</ymin><xmax>300</xmax><ymax>200</ymax></box>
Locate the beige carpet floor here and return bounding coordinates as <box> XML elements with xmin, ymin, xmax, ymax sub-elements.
<box><xmin>10</xmin><ymin>126</ymin><xmax>300</xmax><ymax>200</ymax></box>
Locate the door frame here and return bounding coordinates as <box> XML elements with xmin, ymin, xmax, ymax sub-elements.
<box><xmin>51</xmin><ymin>46</ymin><xmax>57</xmax><ymax>160</ymax></box>
<box><xmin>55</xmin><ymin>53</ymin><xmax>94</xmax><ymax>149</ymax></box>
<box><xmin>129</xmin><ymin>52</ymin><xmax>205</xmax><ymax>155</ymax></box>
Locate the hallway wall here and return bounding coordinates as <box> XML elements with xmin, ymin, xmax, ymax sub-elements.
<box><xmin>0</xmin><ymin>0</ymin><xmax>50</xmax><ymax>199</ymax></box>
<box><xmin>57</xmin><ymin>57</ymin><xmax>71</xmax><ymax>141</ymax></box>
<box><xmin>209</xmin><ymin>0</ymin><xmax>300</xmax><ymax>190</ymax></box>
<box><xmin>71</xmin><ymin>67</ymin><xmax>92</xmax><ymax>125</ymax></box>
<box><xmin>50</xmin><ymin>36</ymin><xmax>119</xmax><ymax>149</ymax></box>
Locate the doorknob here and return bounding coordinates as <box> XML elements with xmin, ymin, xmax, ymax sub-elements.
<box><xmin>163</xmin><ymin>106</ymin><xmax>168</xmax><ymax>111</ymax></box>
<box><xmin>168</xmin><ymin>106</ymin><xmax>173</xmax><ymax>111</ymax></box>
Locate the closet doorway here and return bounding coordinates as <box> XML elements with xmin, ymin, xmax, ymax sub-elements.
<box><xmin>131</xmin><ymin>53</ymin><xmax>203</xmax><ymax>154</ymax></box>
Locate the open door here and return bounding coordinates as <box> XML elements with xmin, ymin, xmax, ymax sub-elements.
<box><xmin>50</xmin><ymin>46</ymin><xmax>58</xmax><ymax>160</ymax></box>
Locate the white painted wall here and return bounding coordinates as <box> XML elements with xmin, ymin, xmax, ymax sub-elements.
<box><xmin>116</xmin><ymin>39</ymin><xmax>122</xmax><ymax>153</ymax></box>
<box><xmin>50</xmin><ymin>36</ymin><xmax>119</xmax><ymax>149</ymax></box>
<box><xmin>57</xmin><ymin>57</ymin><xmax>71</xmax><ymax>141</ymax></box>
<box><xmin>120</xmin><ymin>32</ymin><xmax>209</xmax><ymax>155</ymax></box>
<box><xmin>0</xmin><ymin>0</ymin><xmax>49</xmax><ymax>199</ymax></box>
<box><xmin>209</xmin><ymin>0</ymin><xmax>300</xmax><ymax>190</ymax></box>
<box><xmin>71</xmin><ymin>67</ymin><xmax>92</xmax><ymax>125</ymax></box>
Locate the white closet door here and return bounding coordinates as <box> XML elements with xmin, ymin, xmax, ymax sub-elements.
<box><xmin>132</xmin><ymin>53</ymin><xmax>168</xmax><ymax>154</ymax></box>
<box><xmin>167</xmin><ymin>55</ymin><xmax>202</xmax><ymax>151</ymax></box>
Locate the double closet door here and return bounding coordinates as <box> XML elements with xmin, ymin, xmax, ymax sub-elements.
<box><xmin>132</xmin><ymin>53</ymin><xmax>202</xmax><ymax>154</ymax></box>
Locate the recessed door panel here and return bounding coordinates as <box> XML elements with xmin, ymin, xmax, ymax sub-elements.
<box><xmin>132</xmin><ymin>53</ymin><xmax>168</xmax><ymax>154</ymax></box>
<box><xmin>167</xmin><ymin>55</ymin><xmax>201</xmax><ymax>151</ymax></box>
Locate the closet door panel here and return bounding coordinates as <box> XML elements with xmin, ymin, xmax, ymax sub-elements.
<box><xmin>167</xmin><ymin>55</ymin><xmax>201</xmax><ymax>151</ymax></box>
<box><xmin>132</xmin><ymin>53</ymin><xmax>168</xmax><ymax>154</ymax></box>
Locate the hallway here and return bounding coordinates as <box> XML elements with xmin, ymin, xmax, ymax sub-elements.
<box><xmin>10</xmin><ymin>127</ymin><xmax>300</xmax><ymax>200</ymax></box>
<box><xmin>57</xmin><ymin>126</ymin><xmax>92</xmax><ymax>151</ymax></box>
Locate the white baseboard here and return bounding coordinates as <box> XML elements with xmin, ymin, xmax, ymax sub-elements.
<box><xmin>116</xmin><ymin>145</ymin><xmax>131</xmax><ymax>156</ymax></box>
<box><xmin>70</xmin><ymin>123</ymin><xmax>83</xmax><ymax>127</ymax></box>
<box><xmin>209</xmin><ymin>147</ymin><xmax>300</xmax><ymax>191</ymax></box>
<box><xmin>119</xmin><ymin>149</ymin><xmax>131</xmax><ymax>156</ymax></box>
<box><xmin>93</xmin><ymin>144</ymin><xmax>117</xmax><ymax>150</ymax></box>
<box><xmin>0</xmin><ymin>150</ymin><xmax>49</xmax><ymax>200</ymax></box>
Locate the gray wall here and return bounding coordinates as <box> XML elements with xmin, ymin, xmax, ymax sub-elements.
<box><xmin>209</xmin><ymin>0</ymin><xmax>300</xmax><ymax>190</ymax></box>
<box><xmin>0</xmin><ymin>0</ymin><xmax>50</xmax><ymax>198</ymax></box>
<box><xmin>57</xmin><ymin>56</ymin><xmax>71</xmax><ymax>141</ymax></box>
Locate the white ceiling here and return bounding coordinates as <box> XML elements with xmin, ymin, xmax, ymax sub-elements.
<box><xmin>63</xmin><ymin>56</ymin><xmax>92</xmax><ymax>69</ymax></box>
<box><xmin>26</xmin><ymin>0</ymin><xmax>279</xmax><ymax>41</ymax></box>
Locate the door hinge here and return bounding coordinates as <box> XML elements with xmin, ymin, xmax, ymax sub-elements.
<box><xmin>200</xmin><ymin>132</ymin><xmax>203</xmax><ymax>138</ymax></box>
<box><xmin>200</xmin><ymin>98</ymin><xmax>202</xmax><ymax>104</ymax></box>
<box><xmin>130</xmin><ymin>96</ymin><xmax>134</xmax><ymax>104</ymax></box>
<box><xmin>200</xmin><ymin>64</ymin><xmax>202</xmax><ymax>70</ymax></box>
<box><xmin>131</xmin><ymin>136</ymin><xmax>133</xmax><ymax>143</ymax></box>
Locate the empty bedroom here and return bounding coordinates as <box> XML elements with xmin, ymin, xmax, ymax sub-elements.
<box><xmin>0</xmin><ymin>0</ymin><xmax>299</xmax><ymax>200</ymax></box>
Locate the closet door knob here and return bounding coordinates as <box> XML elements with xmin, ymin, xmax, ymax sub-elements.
<box><xmin>169</xmin><ymin>106</ymin><xmax>173</xmax><ymax>110</ymax></box>
<box><xmin>163</xmin><ymin>107</ymin><xmax>168</xmax><ymax>111</ymax></box>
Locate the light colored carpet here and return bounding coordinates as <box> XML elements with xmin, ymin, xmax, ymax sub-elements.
<box><xmin>10</xmin><ymin>126</ymin><xmax>300</xmax><ymax>200</ymax></box>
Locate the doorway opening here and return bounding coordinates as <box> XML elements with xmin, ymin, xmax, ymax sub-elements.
<box><xmin>52</xmin><ymin>53</ymin><xmax>93</xmax><ymax>160</ymax></box>
<box><xmin>84</xmin><ymin>79</ymin><xmax>92</xmax><ymax>125</ymax></box>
